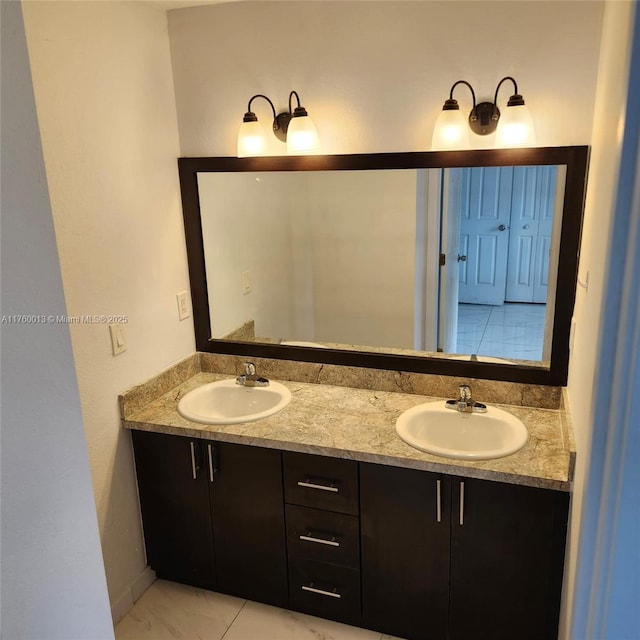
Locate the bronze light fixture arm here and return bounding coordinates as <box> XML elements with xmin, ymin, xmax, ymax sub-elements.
<box><xmin>243</xmin><ymin>94</ymin><xmax>282</xmax><ymax>136</ymax></box>
<box><xmin>443</xmin><ymin>80</ymin><xmax>496</xmax><ymax>134</ymax></box>
<box><xmin>245</xmin><ymin>94</ymin><xmax>277</xmax><ymax>118</ymax></box>
<box><xmin>276</xmin><ymin>90</ymin><xmax>312</xmax><ymax>139</ymax></box>
<box><xmin>448</xmin><ymin>80</ymin><xmax>477</xmax><ymax>110</ymax></box>
<box><xmin>289</xmin><ymin>90</ymin><xmax>301</xmax><ymax>112</ymax></box>
<box><xmin>240</xmin><ymin>90</ymin><xmax>314</xmax><ymax>143</ymax></box>
<box><xmin>437</xmin><ymin>76</ymin><xmax>529</xmax><ymax>136</ymax></box>
<box><xmin>441</xmin><ymin>81</ymin><xmax>477</xmax><ymax>116</ymax></box>
<box><xmin>288</xmin><ymin>90</ymin><xmax>309</xmax><ymax>116</ymax></box>
<box><xmin>493</xmin><ymin>76</ymin><xmax>527</xmax><ymax>113</ymax></box>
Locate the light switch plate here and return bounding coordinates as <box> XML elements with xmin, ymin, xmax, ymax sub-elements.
<box><xmin>176</xmin><ymin>291</ymin><xmax>191</xmax><ymax>321</ymax></box>
<box><xmin>242</xmin><ymin>270</ymin><xmax>251</xmax><ymax>295</ymax></box>
<box><xmin>109</xmin><ymin>323</ymin><xmax>126</xmax><ymax>355</ymax></box>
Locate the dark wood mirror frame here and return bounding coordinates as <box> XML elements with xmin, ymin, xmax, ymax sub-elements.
<box><xmin>178</xmin><ymin>145</ymin><xmax>589</xmax><ymax>386</ymax></box>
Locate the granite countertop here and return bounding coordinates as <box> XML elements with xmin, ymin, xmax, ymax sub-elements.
<box><xmin>122</xmin><ymin>370</ymin><xmax>575</xmax><ymax>492</ymax></box>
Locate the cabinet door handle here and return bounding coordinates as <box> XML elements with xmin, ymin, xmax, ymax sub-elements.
<box><xmin>301</xmin><ymin>584</ymin><xmax>342</xmax><ymax>599</ymax></box>
<box><xmin>297</xmin><ymin>480</ymin><xmax>339</xmax><ymax>493</ymax></box>
<box><xmin>459</xmin><ymin>481</ymin><xmax>465</xmax><ymax>526</ymax></box>
<box><xmin>436</xmin><ymin>479</ymin><xmax>442</xmax><ymax>523</ymax></box>
<box><xmin>207</xmin><ymin>444</ymin><xmax>214</xmax><ymax>482</ymax></box>
<box><xmin>300</xmin><ymin>532</ymin><xmax>340</xmax><ymax>547</ymax></box>
<box><xmin>190</xmin><ymin>441</ymin><xmax>197</xmax><ymax>480</ymax></box>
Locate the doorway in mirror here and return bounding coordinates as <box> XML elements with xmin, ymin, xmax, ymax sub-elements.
<box><xmin>437</xmin><ymin>164</ymin><xmax>563</xmax><ymax>363</ymax></box>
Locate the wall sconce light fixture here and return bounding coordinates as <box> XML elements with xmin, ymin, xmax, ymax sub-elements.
<box><xmin>432</xmin><ymin>76</ymin><xmax>536</xmax><ymax>150</ymax></box>
<box><xmin>237</xmin><ymin>90</ymin><xmax>319</xmax><ymax>157</ymax></box>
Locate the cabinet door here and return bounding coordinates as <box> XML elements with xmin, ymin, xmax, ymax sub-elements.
<box><xmin>131</xmin><ymin>430</ymin><xmax>215</xmax><ymax>589</ymax></box>
<box><xmin>360</xmin><ymin>463</ymin><xmax>450</xmax><ymax>640</ymax></box>
<box><xmin>209</xmin><ymin>442</ymin><xmax>287</xmax><ymax>607</ymax></box>
<box><xmin>450</xmin><ymin>478</ymin><xmax>569</xmax><ymax>640</ymax></box>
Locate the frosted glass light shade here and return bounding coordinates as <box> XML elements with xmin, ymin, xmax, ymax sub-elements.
<box><xmin>495</xmin><ymin>104</ymin><xmax>536</xmax><ymax>147</ymax></box>
<box><xmin>431</xmin><ymin>109</ymin><xmax>470</xmax><ymax>150</ymax></box>
<box><xmin>237</xmin><ymin>120</ymin><xmax>268</xmax><ymax>157</ymax></box>
<box><xmin>286</xmin><ymin>115</ymin><xmax>319</xmax><ymax>154</ymax></box>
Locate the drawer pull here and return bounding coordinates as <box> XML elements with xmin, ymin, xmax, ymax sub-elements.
<box><xmin>207</xmin><ymin>444</ymin><xmax>214</xmax><ymax>483</ymax></box>
<box><xmin>460</xmin><ymin>481</ymin><xmax>465</xmax><ymax>526</ymax></box>
<box><xmin>436</xmin><ymin>479</ymin><xmax>442</xmax><ymax>523</ymax></box>
<box><xmin>190</xmin><ymin>442</ymin><xmax>197</xmax><ymax>480</ymax></box>
<box><xmin>297</xmin><ymin>480</ymin><xmax>339</xmax><ymax>493</ymax></box>
<box><xmin>302</xmin><ymin>584</ymin><xmax>342</xmax><ymax>599</ymax></box>
<box><xmin>300</xmin><ymin>533</ymin><xmax>340</xmax><ymax>547</ymax></box>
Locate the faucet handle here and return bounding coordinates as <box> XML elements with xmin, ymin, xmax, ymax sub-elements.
<box><xmin>458</xmin><ymin>384</ymin><xmax>472</xmax><ymax>401</ymax></box>
<box><xmin>456</xmin><ymin>384</ymin><xmax>473</xmax><ymax>412</ymax></box>
<box><xmin>236</xmin><ymin>362</ymin><xmax>269</xmax><ymax>387</ymax></box>
<box><xmin>445</xmin><ymin>384</ymin><xmax>487</xmax><ymax>413</ymax></box>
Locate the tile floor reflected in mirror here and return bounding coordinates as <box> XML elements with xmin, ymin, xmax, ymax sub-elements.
<box><xmin>456</xmin><ymin>302</ymin><xmax>546</xmax><ymax>361</ymax></box>
<box><xmin>115</xmin><ymin>580</ymin><xmax>405</xmax><ymax>640</ymax></box>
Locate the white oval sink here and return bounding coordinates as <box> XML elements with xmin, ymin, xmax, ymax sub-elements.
<box><xmin>395</xmin><ymin>401</ymin><xmax>528</xmax><ymax>460</ymax></box>
<box><xmin>178</xmin><ymin>379</ymin><xmax>292</xmax><ymax>425</ymax></box>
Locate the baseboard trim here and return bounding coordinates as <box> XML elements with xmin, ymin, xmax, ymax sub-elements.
<box><xmin>111</xmin><ymin>565</ymin><xmax>156</xmax><ymax>624</ymax></box>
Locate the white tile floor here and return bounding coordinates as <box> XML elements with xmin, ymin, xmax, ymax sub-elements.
<box><xmin>456</xmin><ymin>302</ymin><xmax>546</xmax><ymax>361</ymax></box>
<box><xmin>115</xmin><ymin>580</ymin><xmax>405</xmax><ymax>640</ymax></box>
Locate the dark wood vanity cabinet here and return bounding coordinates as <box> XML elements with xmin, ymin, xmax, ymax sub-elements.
<box><xmin>283</xmin><ymin>452</ymin><xmax>362</xmax><ymax>625</ymax></box>
<box><xmin>132</xmin><ymin>432</ymin><xmax>569</xmax><ymax>640</ymax></box>
<box><xmin>131</xmin><ymin>431</ymin><xmax>288</xmax><ymax>607</ymax></box>
<box><xmin>360</xmin><ymin>463</ymin><xmax>570</xmax><ymax>640</ymax></box>
<box><xmin>132</xmin><ymin>430</ymin><xmax>216</xmax><ymax>590</ymax></box>
<box><xmin>448</xmin><ymin>477</ymin><xmax>569</xmax><ymax>640</ymax></box>
<box><xmin>360</xmin><ymin>463</ymin><xmax>451</xmax><ymax>640</ymax></box>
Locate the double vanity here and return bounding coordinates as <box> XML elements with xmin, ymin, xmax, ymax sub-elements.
<box><xmin>129</xmin><ymin>145</ymin><xmax>587</xmax><ymax>639</ymax></box>
<box><xmin>121</xmin><ymin>353</ymin><xmax>574</xmax><ymax>640</ymax></box>
<box><xmin>176</xmin><ymin>363</ymin><xmax>529</xmax><ymax>461</ymax></box>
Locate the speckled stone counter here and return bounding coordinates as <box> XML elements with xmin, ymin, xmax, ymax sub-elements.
<box><xmin>121</xmin><ymin>355</ymin><xmax>575</xmax><ymax>492</ymax></box>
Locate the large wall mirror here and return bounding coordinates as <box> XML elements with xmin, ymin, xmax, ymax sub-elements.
<box><xmin>179</xmin><ymin>147</ymin><xmax>588</xmax><ymax>385</ymax></box>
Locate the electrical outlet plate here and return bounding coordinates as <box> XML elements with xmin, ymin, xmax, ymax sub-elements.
<box><xmin>177</xmin><ymin>291</ymin><xmax>191</xmax><ymax>321</ymax></box>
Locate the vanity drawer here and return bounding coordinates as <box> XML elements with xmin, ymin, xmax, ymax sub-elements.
<box><xmin>288</xmin><ymin>558</ymin><xmax>361</xmax><ymax>624</ymax></box>
<box><xmin>286</xmin><ymin>504</ymin><xmax>360</xmax><ymax>569</ymax></box>
<box><xmin>283</xmin><ymin>452</ymin><xmax>359</xmax><ymax>515</ymax></box>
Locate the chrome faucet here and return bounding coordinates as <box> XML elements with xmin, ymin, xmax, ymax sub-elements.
<box><xmin>236</xmin><ymin>361</ymin><xmax>270</xmax><ymax>387</ymax></box>
<box><xmin>445</xmin><ymin>384</ymin><xmax>487</xmax><ymax>413</ymax></box>
<box><xmin>457</xmin><ymin>384</ymin><xmax>473</xmax><ymax>412</ymax></box>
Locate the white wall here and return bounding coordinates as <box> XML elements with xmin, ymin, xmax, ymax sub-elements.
<box><xmin>562</xmin><ymin>1</ymin><xmax>637</xmax><ymax>638</ymax></box>
<box><xmin>569</xmin><ymin>2</ymin><xmax>640</xmax><ymax>634</ymax></box>
<box><xmin>168</xmin><ymin>0</ymin><xmax>603</xmax><ymax>157</ymax></box>
<box><xmin>22</xmin><ymin>1</ymin><xmax>195</xmax><ymax>618</ymax></box>
<box><xmin>288</xmin><ymin>174</ymin><xmax>316</xmax><ymax>340</ymax></box>
<box><xmin>307</xmin><ymin>170</ymin><xmax>417</xmax><ymax>347</ymax></box>
<box><xmin>1</xmin><ymin>2</ymin><xmax>113</xmax><ymax>637</ymax></box>
<box><xmin>199</xmin><ymin>172</ymin><xmax>298</xmax><ymax>339</ymax></box>
<box><xmin>199</xmin><ymin>170</ymin><xmax>417</xmax><ymax>347</ymax></box>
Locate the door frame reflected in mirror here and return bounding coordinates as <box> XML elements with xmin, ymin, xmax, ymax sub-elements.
<box><xmin>178</xmin><ymin>146</ymin><xmax>589</xmax><ymax>385</ymax></box>
<box><xmin>437</xmin><ymin>164</ymin><xmax>564</xmax><ymax>361</ymax></box>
